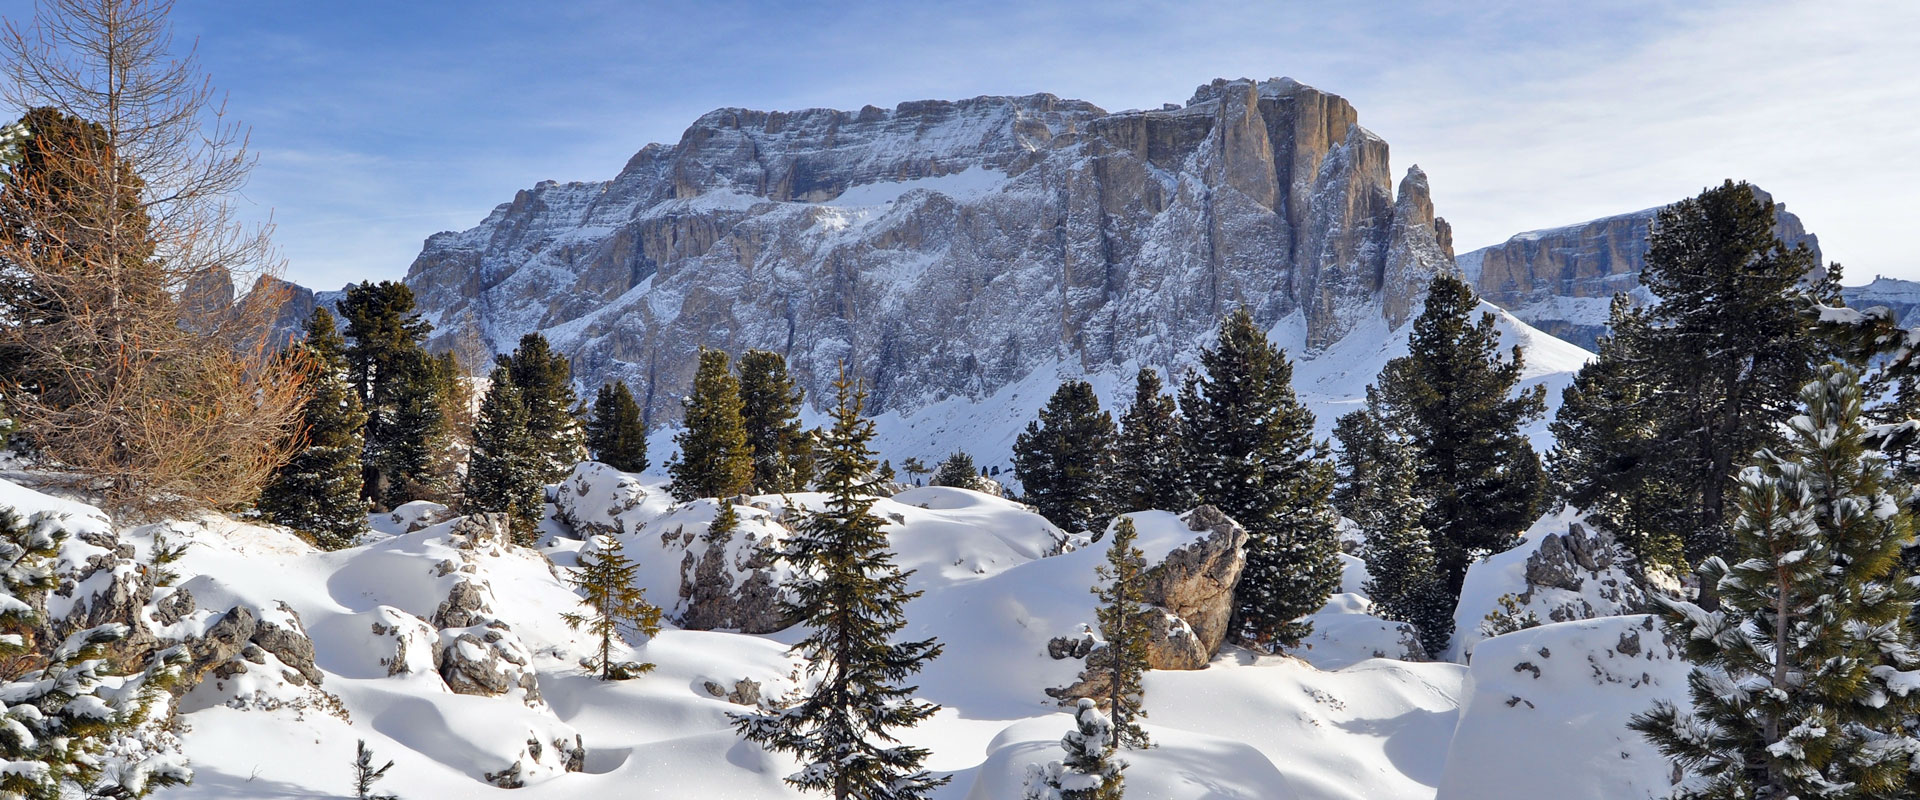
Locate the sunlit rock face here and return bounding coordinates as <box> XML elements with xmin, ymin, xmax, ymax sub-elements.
<box><xmin>403</xmin><ymin>77</ymin><xmax>1452</xmax><ymax>425</ymax></box>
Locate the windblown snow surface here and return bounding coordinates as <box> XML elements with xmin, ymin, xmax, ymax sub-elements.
<box><xmin>0</xmin><ymin>460</ymin><xmax>1698</xmax><ymax>800</ymax></box>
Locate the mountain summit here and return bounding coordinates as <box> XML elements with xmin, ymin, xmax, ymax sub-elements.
<box><xmin>403</xmin><ymin>78</ymin><xmax>1459</xmax><ymax>434</ymax></box>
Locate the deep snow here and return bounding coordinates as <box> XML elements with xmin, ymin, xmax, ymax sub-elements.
<box><xmin>0</xmin><ymin>467</ymin><xmax>1688</xmax><ymax>800</ymax></box>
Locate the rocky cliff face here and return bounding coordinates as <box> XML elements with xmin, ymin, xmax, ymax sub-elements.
<box><xmin>403</xmin><ymin>78</ymin><xmax>1454</xmax><ymax>425</ymax></box>
<box><xmin>1459</xmin><ymin>187</ymin><xmax>1819</xmax><ymax>349</ymax></box>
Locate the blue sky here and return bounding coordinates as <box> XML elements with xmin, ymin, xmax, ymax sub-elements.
<box><xmin>25</xmin><ymin>0</ymin><xmax>1916</xmax><ymax>288</ymax></box>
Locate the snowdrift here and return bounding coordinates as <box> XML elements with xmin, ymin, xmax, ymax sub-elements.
<box><xmin>0</xmin><ymin>470</ymin><xmax>1695</xmax><ymax>799</ymax></box>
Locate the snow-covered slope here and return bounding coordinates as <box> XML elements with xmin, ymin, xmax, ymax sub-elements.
<box><xmin>0</xmin><ymin>472</ymin><xmax>1494</xmax><ymax>799</ymax></box>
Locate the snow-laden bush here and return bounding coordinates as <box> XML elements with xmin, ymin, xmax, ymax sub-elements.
<box><xmin>0</xmin><ymin>508</ymin><xmax>189</xmax><ymax>798</ymax></box>
<box><xmin>1023</xmin><ymin>698</ymin><xmax>1123</xmax><ymax>800</ymax></box>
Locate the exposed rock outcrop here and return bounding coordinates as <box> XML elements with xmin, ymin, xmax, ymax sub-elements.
<box><xmin>1047</xmin><ymin>506</ymin><xmax>1250</xmax><ymax>703</ymax></box>
<box><xmin>552</xmin><ymin>463</ymin><xmax>793</xmax><ymax>633</ymax></box>
<box><xmin>404</xmin><ymin>77</ymin><xmax>1453</xmax><ymax>433</ymax></box>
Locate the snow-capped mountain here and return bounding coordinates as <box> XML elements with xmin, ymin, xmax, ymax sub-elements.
<box><xmin>402</xmin><ymin>78</ymin><xmax>1482</xmax><ymax>460</ymax></box>
<box><xmin>1457</xmin><ymin>186</ymin><xmax>1821</xmax><ymax>350</ymax></box>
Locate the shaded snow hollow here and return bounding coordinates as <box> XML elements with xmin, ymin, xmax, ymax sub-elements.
<box><xmin>0</xmin><ymin>472</ymin><xmax>1689</xmax><ymax>799</ymax></box>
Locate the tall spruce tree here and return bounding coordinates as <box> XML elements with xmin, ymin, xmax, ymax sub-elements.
<box><xmin>338</xmin><ymin>281</ymin><xmax>444</xmax><ymax>509</ymax></box>
<box><xmin>1093</xmin><ymin>516</ymin><xmax>1150</xmax><ymax>750</ymax></box>
<box><xmin>1180</xmin><ymin>308</ymin><xmax>1342</xmax><ymax>649</ymax></box>
<box><xmin>732</xmin><ymin>371</ymin><xmax>947</xmax><ymax>799</ymax></box>
<box><xmin>1631</xmin><ymin>363</ymin><xmax>1920</xmax><ymax>798</ymax></box>
<box><xmin>463</xmin><ymin>367</ymin><xmax>542</xmax><ymax>543</ymax></box>
<box><xmin>1552</xmin><ymin>181</ymin><xmax>1836</xmax><ymax>565</ymax></box>
<box><xmin>1109</xmin><ymin>368</ymin><xmax>1187</xmax><ymax>514</ymax></box>
<box><xmin>1547</xmin><ymin>297</ymin><xmax>1690</xmax><ymax>567</ymax></box>
<box><xmin>562</xmin><ymin>533</ymin><xmax>663</xmax><ymax>680</ymax></box>
<box><xmin>1014</xmin><ymin>381</ymin><xmax>1117</xmax><ymax>533</ymax></box>
<box><xmin>1377</xmin><ymin>273</ymin><xmax>1545</xmax><ymax>600</ymax></box>
<box><xmin>668</xmin><ymin>348</ymin><xmax>754</xmax><ymax>502</ymax></box>
<box><xmin>503</xmin><ymin>333</ymin><xmax>583</xmax><ymax>483</ymax></box>
<box><xmin>260</xmin><ymin>307</ymin><xmax>368</xmax><ymax>549</ymax></box>
<box><xmin>738</xmin><ymin>349</ymin><xmax>810</xmax><ymax>493</ymax></box>
<box><xmin>587</xmin><ymin>381</ymin><xmax>649</xmax><ymax>473</ymax></box>
<box><xmin>1022</xmin><ymin>699</ymin><xmax>1125</xmax><ymax>800</ymax></box>
<box><xmin>1336</xmin><ymin>410</ymin><xmax>1452</xmax><ymax>655</ymax></box>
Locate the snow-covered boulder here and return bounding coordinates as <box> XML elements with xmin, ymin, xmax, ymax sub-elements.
<box><xmin>364</xmin><ymin>605</ymin><xmax>440</xmax><ymax>677</ymax></box>
<box><xmin>1436</xmin><ymin>615</ymin><xmax>1688</xmax><ymax>799</ymax></box>
<box><xmin>371</xmin><ymin>500</ymin><xmax>453</xmax><ymax>535</ymax></box>
<box><xmin>440</xmin><ymin>624</ymin><xmax>542</xmax><ymax>704</ymax></box>
<box><xmin>1451</xmin><ymin>509</ymin><xmax>1668</xmax><ymax>660</ymax></box>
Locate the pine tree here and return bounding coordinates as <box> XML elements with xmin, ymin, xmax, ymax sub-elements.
<box><xmin>463</xmin><ymin>367</ymin><xmax>542</xmax><ymax>543</ymax></box>
<box><xmin>1631</xmin><ymin>363</ymin><xmax>1920</xmax><ymax>799</ymax></box>
<box><xmin>1548</xmin><ymin>297</ymin><xmax>1689</xmax><ymax>567</ymax></box>
<box><xmin>900</xmin><ymin>457</ymin><xmax>930</xmax><ymax>486</ymax></box>
<box><xmin>1552</xmin><ymin>182</ymin><xmax>1837</xmax><ymax>566</ymax></box>
<box><xmin>1022</xmin><ymin>699</ymin><xmax>1125</xmax><ymax>800</ymax></box>
<box><xmin>731</xmin><ymin>371</ymin><xmax>947</xmax><ymax>799</ymax></box>
<box><xmin>1343</xmin><ymin>418</ymin><xmax>1452</xmax><ymax>655</ymax></box>
<box><xmin>562</xmin><ymin>533</ymin><xmax>663</xmax><ymax>680</ymax></box>
<box><xmin>259</xmin><ymin>307</ymin><xmax>368</xmax><ymax>549</ymax></box>
<box><xmin>1331</xmin><ymin>409</ymin><xmax>1389</xmax><ymax>523</ymax></box>
<box><xmin>586</xmin><ymin>381</ymin><xmax>649</xmax><ymax>473</ymax></box>
<box><xmin>351</xmin><ymin>740</ymin><xmax>399</xmax><ymax>800</ymax></box>
<box><xmin>1093</xmin><ymin>517</ymin><xmax>1150</xmax><ymax>750</ymax></box>
<box><xmin>1180</xmin><ymin>308</ymin><xmax>1342</xmax><ymax>649</ymax></box>
<box><xmin>1109</xmin><ymin>368</ymin><xmax>1187</xmax><ymax>514</ymax></box>
<box><xmin>503</xmin><ymin>333</ymin><xmax>584</xmax><ymax>483</ymax></box>
<box><xmin>338</xmin><ymin>281</ymin><xmax>445</xmax><ymax>509</ymax></box>
<box><xmin>738</xmin><ymin>349</ymin><xmax>810</xmax><ymax>493</ymax></box>
<box><xmin>0</xmin><ymin>509</ymin><xmax>189</xmax><ymax>798</ymax></box>
<box><xmin>668</xmin><ymin>348</ymin><xmax>753</xmax><ymax>502</ymax></box>
<box><xmin>1378</xmin><ymin>273</ymin><xmax>1545</xmax><ymax>601</ymax></box>
<box><xmin>932</xmin><ymin>451</ymin><xmax>981</xmax><ymax>490</ymax></box>
<box><xmin>1014</xmin><ymin>381</ymin><xmax>1118</xmax><ymax>533</ymax></box>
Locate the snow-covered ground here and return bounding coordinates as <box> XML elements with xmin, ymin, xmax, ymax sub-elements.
<box><xmin>0</xmin><ymin>469</ymin><xmax>1684</xmax><ymax>799</ymax></box>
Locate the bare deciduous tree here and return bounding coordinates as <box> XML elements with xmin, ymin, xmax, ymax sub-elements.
<box><xmin>0</xmin><ymin>0</ymin><xmax>305</xmax><ymax>517</ymax></box>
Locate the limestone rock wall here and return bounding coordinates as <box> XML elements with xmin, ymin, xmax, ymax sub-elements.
<box><xmin>403</xmin><ymin>77</ymin><xmax>1454</xmax><ymax>424</ymax></box>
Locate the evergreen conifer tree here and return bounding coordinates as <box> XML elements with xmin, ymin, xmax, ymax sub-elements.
<box><xmin>1631</xmin><ymin>363</ymin><xmax>1920</xmax><ymax>798</ymax></box>
<box><xmin>464</xmin><ymin>367</ymin><xmax>542</xmax><ymax>543</ymax></box>
<box><xmin>738</xmin><ymin>349</ymin><xmax>810</xmax><ymax>493</ymax></box>
<box><xmin>1377</xmin><ymin>273</ymin><xmax>1545</xmax><ymax>599</ymax></box>
<box><xmin>1547</xmin><ymin>297</ymin><xmax>1689</xmax><ymax>566</ymax></box>
<box><xmin>1109</xmin><ymin>368</ymin><xmax>1186</xmax><ymax>514</ymax></box>
<box><xmin>1179</xmin><ymin>308</ymin><xmax>1342</xmax><ymax>649</ymax></box>
<box><xmin>732</xmin><ymin>371</ymin><xmax>946</xmax><ymax>799</ymax></box>
<box><xmin>932</xmin><ymin>451</ymin><xmax>980</xmax><ymax>490</ymax></box>
<box><xmin>1551</xmin><ymin>182</ymin><xmax>1836</xmax><ymax>565</ymax></box>
<box><xmin>1335</xmin><ymin>412</ymin><xmax>1451</xmax><ymax>654</ymax></box>
<box><xmin>1014</xmin><ymin>381</ymin><xmax>1117</xmax><ymax>533</ymax></box>
<box><xmin>586</xmin><ymin>381</ymin><xmax>649</xmax><ymax>473</ymax></box>
<box><xmin>351</xmin><ymin>740</ymin><xmax>399</xmax><ymax>800</ymax></box>
<box><xmin>900</xmin><ymin>457</ymin><xmax>930</xmax><ymax>486</ymax></box>
<box><xmin>668</xmin><ymin>348</ymin><xmax>753</xmax><ymax>502</ymax></box>
<box><xmin>338</xmin><ymin>281</ymin><xmax>445</xmax><ymax>509</ymax></box>
<box><xmin>1022</xmin><ymin>699</ymin><xmax>1124</xmax><ymax>800</ymax></box>
<box><xmin>562</xmin><ymin>533</ymin><xmax>663</xmax><ymax>680</ymax></box>
<box><xmin>1093</xmin><ymin>517</ymin><xmax>1150</xmax><ymax>750</ymax></box>
<box><xmin>503</xmin><ymin>333</ymin><xmax>584</xmax><ymax>483</ymax></box>
<box><xmin>260</xmin><ymin>307</ymin><xmax>368</xmax><ymax>549</ymax></box>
